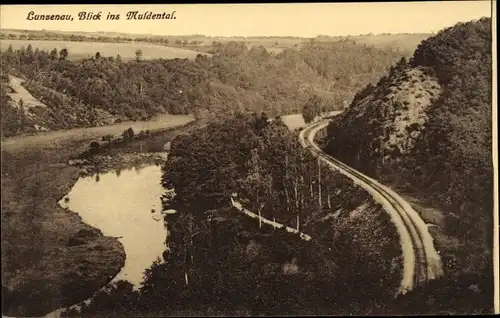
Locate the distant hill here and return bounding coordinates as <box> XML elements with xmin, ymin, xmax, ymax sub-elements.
<box><xmin>1</xmin><ymin>28</ymin><xmax>431</xmax><ymax>54</ymax></box>
<box><xmin>323</xmin><ymin>18</ymin><xmax>493</xmax><ymax>312</ymax></box>
<box><xmin>314</xmin><ymin>33</ymin><xmax>432</xmax><ymax>52</ymax></box>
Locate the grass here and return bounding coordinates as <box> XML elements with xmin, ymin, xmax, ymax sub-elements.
<box><xmin>0</xmin><ymin>39</ymin><xmax>211</xmax><ymax>61</ymax></box>
<box><xmin>1</xmin><ymin>114</ymin><xmax>194</xmax><ymax>316</ymax></box>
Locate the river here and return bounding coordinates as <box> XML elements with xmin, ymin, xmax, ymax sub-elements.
<box><xmin>59</xmin><ymin>164</ymin><xmax>168</xmax><ymax>287</ymax></box>
<box><xmin>45</xmin><ymin>164</ymin><xmax>169</xmax><ymax>317</ymax></box>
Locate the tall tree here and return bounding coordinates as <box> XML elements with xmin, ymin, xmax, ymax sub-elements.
<box><xmin>135</xmin><ymin>49</ymin><xmax>143</xmax><ymax>61</ymax></box>
<box><xmin>18</xmin><ymin>98</ymin><xmax>25</xmax><ymax>132</ymax></box>
<box><xmin>59</xmin><ymin>48</ymin><xmax>68</xmax><ymax>60</ymax></box>
<box><xmin>302</xmin><ymin>95</ymin><xmax>322</xmax><ymax>124</ymax></box>
<box><xmin>49</xmin><ymin>48</ymin><xmax>58</xmax><ymax>60</ymax></box>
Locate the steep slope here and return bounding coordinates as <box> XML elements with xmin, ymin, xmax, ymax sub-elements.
<box><xmin>325</xmin><ymin>58</ymin><xmax>442</xmax><ymax>177</ymax></box>
<box><xmin>324</xmin><ymin>17</ymin><xmax>493</xmax><ymax>313</ymax></box>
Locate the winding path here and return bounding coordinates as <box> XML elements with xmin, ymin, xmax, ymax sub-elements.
<box><xmin>299</xmin><ymin>116</ymin><xmax>443</xmax><ymax>295</ymax></box>
<box><xmin>230</xmin><ymin>197</ymin><xmax>312</xmax><ymax>241</ymax></box>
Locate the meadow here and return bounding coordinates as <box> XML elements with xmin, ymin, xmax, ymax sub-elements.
<box><xmin>0</xmin><ymin>39</ymin><xmax>210</xmax><ymax>60</ymax></box>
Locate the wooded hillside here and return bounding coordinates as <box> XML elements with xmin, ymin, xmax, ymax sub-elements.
<box><xmin>324</xmin><ymin>17</ymin><xmax>493</xmax><ymax>313</ymax></box>
<box><xmin>1</xmin><ymin>40</ymin><xmax>405</xmax><ymax>136</ymax></box>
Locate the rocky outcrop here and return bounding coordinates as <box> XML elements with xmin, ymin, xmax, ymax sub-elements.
<box><xmin>325</xmin><ymin>61</ymin><xmax>441</xmax><ymax>178</ymax></box>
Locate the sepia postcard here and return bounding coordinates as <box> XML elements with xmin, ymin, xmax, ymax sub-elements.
<box><xmin>0</xmin><ymin>1</ymin><xmax>498</xmax><ymax>316</ymax></box>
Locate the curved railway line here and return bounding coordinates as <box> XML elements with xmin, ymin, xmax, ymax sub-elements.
<box><xmin>300</xmin><ymin>118</ymin><xmax>443</xmax><ymax>295</ymax></box>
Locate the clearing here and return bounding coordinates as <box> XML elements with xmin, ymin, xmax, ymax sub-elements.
<box><xmin>280</xmin><ymin>114</ymin><xmax>306</xmax><ymax>131</ymax></box>
<box><xmin>6</xmin><ymin>75</ymin><xmax>48</xmax><ymax>112</ymax></box>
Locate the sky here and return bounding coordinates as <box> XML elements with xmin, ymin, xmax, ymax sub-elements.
<box><xmin>0</xmin><ymin>2</ymin><xmax>493</xmax><ymax>38</ymax></box>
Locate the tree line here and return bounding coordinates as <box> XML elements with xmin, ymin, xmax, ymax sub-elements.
<box><xmin>0</xmin><ymin>31</ymin><xmax>204</xmax><ymax>46</ymax></box>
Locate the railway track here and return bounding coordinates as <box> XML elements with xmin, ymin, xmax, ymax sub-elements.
<box><xmin>300</xmin><ymin>118</ymin><xmax>443</xmax><ymax>295</ymax></box>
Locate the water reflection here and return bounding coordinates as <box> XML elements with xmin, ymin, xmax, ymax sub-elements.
<box><xmin>59</xmin><ymin>165</ymin><xmax>168</xmax><ymax>288</ymax></box>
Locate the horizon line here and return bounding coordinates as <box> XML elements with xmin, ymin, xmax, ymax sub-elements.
<box><xmin>1</xmin><ymin>27</ymin><xmax>438</xmax><ymax>39</ymax></box>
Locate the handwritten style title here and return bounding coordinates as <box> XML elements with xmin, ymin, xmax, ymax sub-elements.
<box><xmin>26</xmin><ymin>11</ymin><xmax>177</xmax><ymax>21</ymax></box>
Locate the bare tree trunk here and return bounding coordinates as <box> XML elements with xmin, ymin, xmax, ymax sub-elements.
<box><xmin>268</xmin><ymin>178</ymin><xmax>274</xmax><ymax>220</ymax></box>
<box><xmin>318</xmin><ymin>157</ymin><xmax>322</xmax><ymax>208</ymax></box>
<box><xmin>300</xmin><ymin>175</ymin><xmax>304</xmax><ymax>214</ymax></box>
<box><xmin>257</xmin><ymin>190</ymin><xmax>262</xmax><ymax>228</ymax></box>
<box><xmin>310</xmin><ymin>181</ymin><xmax>313</xmax><ymax>198</ymax></box>
<box><xmin>258</xmin><ymin>206</ymin><xmax>262</xmax><ymax>228</ymax></box>
<box><xmin>190</xmin><ymin>212</ymin><xmax>193</xmax><ymax>269</ymax></box>
<box><xmin>294</xmin><ymin>178</ymin><xmax>299</xmax><ymax>211</ymax></box>
<box><xmin>284</xmin><ymin>155</ymin><xmax>290</xmax><ymax>213</ymax></box>
<box><xmin>185</xmin><ymin>212</ymin><xmax>193</xmax><ymax>287</ymax></box>
<box><xmin>299</xmin><ymin>152</ymin><xmax>304</xmax><ymax>224</ymax></box>
<box><xmin>184</xmin><ymin>230</ymin><xmax>189</xmax><ymax>286</ymax></box>
<box><xmin>327</xmin><ymin>186</ymin><xmax>331</xmax><ymax>209</ymax></box>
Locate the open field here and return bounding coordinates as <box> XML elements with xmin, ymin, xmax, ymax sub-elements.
<box><xmin>1</xmin><ymin>29</ymin><xmax>432</xmax><ymax>57</ymax></box>
<box><xmin>0</xmin><ymin>40</ymin><xmax>211</xmax><ymax>60</ymax></box>
<box><xmin>280</xmin><ymin>113</ymin><xmax>306</xmax><ymax>131</ymax></box>
<box><xmin>347</xmin><ymin>33</ymin><xmax>432</xmax><ymax>52</ymax></box>
<box><xmin>280</xmin><ymin>112</ymin><xmax>342</xmax><ymax>131</ymax></box>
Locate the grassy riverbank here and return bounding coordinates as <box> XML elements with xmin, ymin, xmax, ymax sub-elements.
<box><xmin>1</xmin><ymin>136</ymin><xmax>126</xmax><ymax>317</ymax></box>
<box><xmin>1</xmin><ymin>117</ymin><xmax>200</xmax><ymax>316</ymax></box>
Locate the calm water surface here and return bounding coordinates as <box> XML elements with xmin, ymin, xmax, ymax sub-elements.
<box><xmin>59</xmin><ymin>165</ymin><xmax>167</xmax><ymax>287</ymax></box>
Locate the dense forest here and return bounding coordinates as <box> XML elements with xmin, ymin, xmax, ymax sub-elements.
<box><xmin>407</xmin><ymin>17</ymin><xmax>492</xmax><ymax>245</ymax></box>
<box><xmin>62</xmin><ymin>114</ymin><xmax>402</xmax><ymax>316</ymax></box>
<box><xmin>324</xmin><ymin>18</ymin><xmax>493</xmax><ymax>313</ymax></box>
<box><xmin>1</xmin><ymin>39</ymin><xmax>405</xmax><ymax>136</ymax></box>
